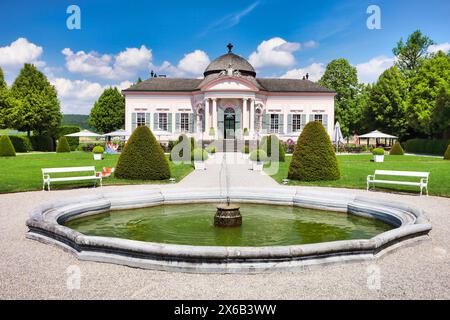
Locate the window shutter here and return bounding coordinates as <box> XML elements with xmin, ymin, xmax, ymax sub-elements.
<box><xmin>167</xmin><ymin>113</ymin><xmax>173</xmax><ymax>132</ymax></box>
<box><xmin>301</xmin><ymin>114</ymin><xmax>307</xmax><ymax>129</ymax></box>
<box><xmin>189</xmin><ymin>113</ymin><xmax>195</xmax><ymax>133</ymax></box>
<box><xmin>153</xmin><ymin>113</ymin><xmax>158</xmax><ymax>130</ymax></box>
<box><xmin>323</xmin><ymin>115</ymin><xmax>328</xmax><ymax>132</ymax></box>
<box><xmin>145</xmin><ymin>113</ymin><xmax>150</xmax><ymax>128</ymax></box>
<box><xmin>131</xmin><ymin>113</ymin><xmax>137</xmax><ymax>132</ymax></box>
<box><xmin>309</xmin><ymin>114</ymin><xmax>314</xmax><ymax>123</ymax></box>
<box><xmin>262</xmin><ymin>113</ymin><xmax>270</xmax><ymax>132</ymax></box>
<box><xmin>175</xmin><ymin>113</ymin><xmax>181</xmax><ymax>132</ymax></box>
<box><xmin>279</xmin><ymin>114</ymin><xmax>284</xmax><ymax>134</ymax></box>
<box><xmin>235</xmin><ymin>107</ymin><xmax>241</xmax><ymax>130</ymax></box>
<box><xmin>287</xmin><ymin>114</ymin><xmax>292</xmax><ymax>133</ymax></box>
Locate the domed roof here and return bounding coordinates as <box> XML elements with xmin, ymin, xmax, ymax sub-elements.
<box><xmin>204</xmin><ymin>43</ymin><xmax>256</xmax><ymax>77</ymax></box>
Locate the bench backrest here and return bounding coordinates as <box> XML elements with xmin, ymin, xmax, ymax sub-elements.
<box><xmin>374</xmin><ymin>170</ymin><xmax>429</xmax><ymax>178</ymax></box>
<box><xmin>42</xmin><ymin>166</ymin><xmax>96</xmax><ymax>174</ymax></box>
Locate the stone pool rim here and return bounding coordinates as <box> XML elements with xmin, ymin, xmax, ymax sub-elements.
<box><xmin>26</xmin><ymin>188</ymin><xmax>432</xmax><ymax>273</ymax></box>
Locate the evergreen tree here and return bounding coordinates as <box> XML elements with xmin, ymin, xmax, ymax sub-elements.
<box><xmin>10</xmin><ymin>64</ymin><xmax>62</xmax><ymax>136</ymax></box>
<box><xmin>319</xmin><ymin>58</ymin><xmax>360</xmax><ymax>137</ymax></box>
<box><xmin>431</xmin><ymin>85</ymin><xmax>450</xmax><ymax>138</ymax></box>
<box><xmin>393</xmin><ymin>30</ymin><xmax>434</xmax><ymax>75</ymax></box>
<box><xmin>88</xmin><ymin>87</ymin><xmax>125</xmax><ymax>133</ymax></box>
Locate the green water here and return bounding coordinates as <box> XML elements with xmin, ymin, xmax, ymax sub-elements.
<box><xmin>65</xmin><ymin>203</ymin><xmax>393</xmax><ymax>247</ymax></box>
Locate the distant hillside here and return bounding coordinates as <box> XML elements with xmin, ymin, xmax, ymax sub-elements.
<box><xmin>62</xmin><ymin>114</ymin><xmax>94</xmax><ymax>130</ymax></box>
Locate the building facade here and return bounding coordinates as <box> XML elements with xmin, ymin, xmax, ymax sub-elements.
<box><xmin>122</xmin><ymin>45</ymin><xmax>335</xmax><ymax>142</ymax></box>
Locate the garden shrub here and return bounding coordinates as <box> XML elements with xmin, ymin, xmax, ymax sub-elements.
<box><xmin>30</xmin><ymin>135</ymin><xmax>54</xmax><ymax>152</ymax></box>
<box><xmin>249</xmin><ymin>149</ymin><xmax>267</xmax><ymax>162</ymax></box>
<box><xmin>192</xmin><ymin>148</ymin><xmax>209</xmax><ymax>161</ymax></box>
<box><xmin>372</xmin><ymin>148</ymin><xmax>385</xmax><ymax>155</ymax></box>
<box><xmin>242</xmin><ymin>145</ymin><xmax>250</xmax><ymax>154</ymax></box>
<box><xmin>58</xmin><ymin>125</ymin><xmax>80</xmax><ymax>151</ymax></box>
<box><xmin>389</xmin><ymin>141</ymin><xmax>404</xmax><ymax>155</ymax></box>
<box><xmin>8</xmin><ymin>136</ymin><xmax>32</xmax><ymax>152</ymax></box>
<box><xmin>288</xmin><ymin>121</ymin><xmax>340</xmax><ymax>181</ymax></box>
<box><xmin>0</xmin><ymin>135</ymin><xmax>16</xmax><ymax>157</ymax></box>
<box><xmin>206</xmin><ymin>145</ymin><xmax>216</xmax><ymax>154</ymax></box>
<box><xmin>56</xmin><ymin>137</ymin><xmax>71</xmax><ymax>153</ymax></box>
<box><xmin>77</xmin><ymin>142</ymin><xmax>105</xmax><ymax>152</ymax></box>
<box><xmin>444</xmin><ymin>144</ymin><xmax>450</xmax><ymax>160</ymax></box>
<box><xmin>262</xmin><ymin>135</ymin><xmax>286</xmax><ymax>162</ymax></box>
<box><xmin>93</xmin><ymin>146</ymin><xmax>104</xmax><ymax>154</ymax></box>
<box><xmin>115</xmin><ymin>126</ymin><xmax>170</xmax><ymax>180</ymax></box>
<box><xmin>404</xmin><ymin>139</ymin><xmax>450</xmax><ymax>156</ymax></box>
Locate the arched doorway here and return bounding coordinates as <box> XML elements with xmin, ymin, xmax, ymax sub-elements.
<box><xmin>224</xmin><ymin>107</ymin><xmax>236</xmax><ymax>139</ymax></box>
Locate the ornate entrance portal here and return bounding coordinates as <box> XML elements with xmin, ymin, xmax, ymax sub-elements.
<box><xmin>223</xmin><ymin>107</ymin><xmax>236</xmax><ymax>139</ymax></box>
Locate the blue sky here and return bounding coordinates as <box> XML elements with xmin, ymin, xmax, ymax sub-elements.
<box><xmin>0</xmin><ymin>0</ymin><xmax>449</xmax><ymax>114</ymax></box>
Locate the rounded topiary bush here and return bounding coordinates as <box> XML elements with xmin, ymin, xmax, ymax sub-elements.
<box><xmin>93</xmin><ymin>146</ymin><xmax>104</xmax><ymax>154</ymax></box>
<box><xmin>0</xmin><ymin>135</ymin><xmax>16</xmax><ymax>157</ymax></box>
<box><xmin>249</xmin><ymin>149</ymin><xmax>267</xmax><ymax>162</ymax></box>
<box><xmin>444</xmin><ymin>144</ymin><xmax>450</xmax><ymax>160</ymax></box>
<box><xmin>288</xmin><ymin>121</ymin><xmax>340</xmax><ymax>181</ymax></box>
<box><xmin>56</xmin><ymin>136</ymin><xmax>71</xmax><ymax>153</ymax></box>
<box><xmin>390</xmin><ymin>141</ymin><xmax>404</xmax><ymax>155</ymax></box>
<box><xmin>192</xmin><ymin>148</ymin><xmax>209</xmax><ymax>161</ymax></box>
<box><xmin>115</xmin><ymin>126</ymin><xmax>170</xmax><ymax>180</ymax></box>
<box><xmin>372</xmin><ymin>148</ymin><xmax>385</xmax><ymax>156</ymax></box>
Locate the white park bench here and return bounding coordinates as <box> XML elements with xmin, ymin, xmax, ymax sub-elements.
<box><xmin>367</xmin><ymin>170</ymin><xmax>429</xmax><ymax>196</ymax></box>
<box><xmin>42</xmin><ymin>166</ymin><xmax>102</xmax><ymax>191</ymax></box>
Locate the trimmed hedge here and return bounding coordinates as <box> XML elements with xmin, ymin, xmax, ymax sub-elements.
<box><xmin>30</xmin><ymin>135</ymin><xmax>54</xmax><ymax>152</ymax></box>
<box><xmin>56</xmin><ymin>137</ymin><xmax>71</xmax><ymax>153</ymax></box>
<box><xmin>9</xmin><ymin>136</ymin><xmax>32</xmax><ymax>153</ymax></box>
<box><xmin>115</xmin><ymin>126</ymin><xmax>170</xmax><ymax>180</ymax></box>
<box><xmin>0</xmin><ymin>135</ymin><xmax>16</xmax><ymax>157</ymax></box>
<box><xmin>444</xmin><ymin>145</ymin><xmax>450</xmax><ymax>160</ymax></box>
<box><xmin>261</xmin><ymin>135</ymin><xmax>285</xmax><ymax>162</ymax></box>
<box><xmin>404</xmin><ymin>139</ymin><xmax>450</xmax><ymax>156</ymax></box>
<box><xmin>288</xmin><ymin>121</ymin><xmax>340</xmax><ymax>181</ymax></box>
<box><xmin>389</xmin><ymin>141</ymin><xmax>404</xmax><ymax>155</ymax></box>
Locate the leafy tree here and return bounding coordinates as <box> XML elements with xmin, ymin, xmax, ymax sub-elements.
<box><xmin>408</xmin><ymin>51</ymin><xmax>450</xmax><ymax>135</ymax></box>
<box><xmin>319</xmin><ymin>58</ymin><xmax>360</xmax><ymax>137</ymax></box>
<box><xmin>364</xmin><ymin>67</ymin><xmax>409</xmax><ymax>138</ymax></box>
<box><xmin>0</xmin><ymin>67</ymin><xmax>6</xmax><ymax>91</ymax></box>
<box><xmin>0</xmin><ymin>67</ymin><xmax>18</xmax><ymax>129</ymax></box>
<box><xmin>431</xmin><ymin>85</ymin><xmax>450</xmax><ymax>138</ymax></box>
<box><xmin>393</xmin><ymin>30</ymin><xmax>434</xmax><ymax>74</ymax></box>
<box><xmin>9</xmin><ymin>64</ymin><xmax>62</xmax><ymax>136</ymax></box>
<box><xmin>88</xmin><ymin>87</ymin><xmax>125</xmax><ymax>133</ymax></box>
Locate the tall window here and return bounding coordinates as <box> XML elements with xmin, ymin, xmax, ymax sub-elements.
<box><xmin>270</xmin><ymin>114</ymin><xmax>280</xmax><ymax>133</ymax></box>
<box><xmin>180</xmin><ymin>113</ymin><xmax>189</xmax><ymax>132</ymax></box>
<box><xmin>137</xmin><ymin>113</ymin><xmax>146</xmax><ymax>127</ymax></box>
<box><xmin>292</xmin><ymin>114</ymin><xmax>302</xmax><ymax>132</ymax></box>
<box><xmin>314</xmin><ymin>114</ymin><xmax>323</xmax><ymax>124</ymax></box>
<box><xmin>158</xmin><ymin>113</ymin><xmax>168</xmax><ymax>131</ymax></box>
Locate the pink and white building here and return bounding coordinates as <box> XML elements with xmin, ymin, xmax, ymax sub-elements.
<box><xmin>122</xmin><ymin>44</ymin><xmax>335</xmax><ymax>142</ymax></box>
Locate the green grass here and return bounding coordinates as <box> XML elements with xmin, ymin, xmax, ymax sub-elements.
<box><xmin>266</xmin><ymin>154</ymin><xmax>450</xmax><ymax>197</ymax></box>
<box><xmin>0</xmin><ymin>152</ymin><xmax>193</xmax><ymax>193</ymax></box>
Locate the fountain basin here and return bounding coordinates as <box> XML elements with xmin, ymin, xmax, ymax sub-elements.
<box><xmin>26</xmin><ymin>188</ymin><xmax>432</xmax><ymax>273</ymax></box>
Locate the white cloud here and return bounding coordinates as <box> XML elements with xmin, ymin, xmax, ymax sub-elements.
<box><xmin>281</xmin><ymin>63</ymin><xmax>325</xmax><ymax>81</ymax></box>
<box><xmin>62</xmin><ymin>45</ymin><xmax>152</xmax><ymax>80</ymax></box>
<box><xmin>303</xmin><ymin>40</ymin><xmax>319</xmax><ymax>49</ymax></box>
<box><xmin>0</xmin><ymin>38</ymin><xmax>44</xmax><ymax>69</ymax></box>
<box><xmin>177</xmin><ymin>50</ymin><xmax>210</xmax><ymax>76</ymax></box>
<box><xmin>249</xmin><ymin>37</ymin><xmax>300</xmax><ymax>69</ymax></box>
<box><xmin>50</xmin><ymin>77</ymin><xmax>133</xmax><ymax>114</ymax></box>
<box><xmin>427</xmin><ymin>42</ymin><xmax>450</xmax><ymax>54</ymax></box>
<box><xmin>356</xmin><ymin>55</ymin><xmax>395</xmax><ymax>84</ymax></box>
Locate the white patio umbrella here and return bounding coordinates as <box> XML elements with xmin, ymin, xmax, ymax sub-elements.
<box><xmin>65</xmin><ymin>129</ymin><xmax>102</xmax><ymax>138</ymax></box>
<box><xmin>103</xmin><ymin>129</ymin><xmax>130</xmax><ymax>137</ymax></box>
<box><xmin>332</xmin><ymin>122</ymin><xmax>345</xmax><ymax>152</ymax></box>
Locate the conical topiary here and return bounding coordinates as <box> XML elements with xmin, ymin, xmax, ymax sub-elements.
<box><xmin>261</xmin><ymin>135</ymin><xmax>285</xmax><ymax>162</ymax></box>
<box><xmin>389</xmin><ymin>141</ymin><xmax>404</xmax><ymax>155</ymax></box>
<box><xmin>56</xmin><ymin>136</ymin><xmax>71</xmax><ymax>153</ymax></box>
<box><xmin>288</xmin><ymin>121</ymin><xmax>340</xmax><ymax>181</ymax></box>
<box><xmin>115</xmin><ymin>126</ymin><xmax>170</xmax><ymax>180</ymax></box>
<box><xmin>0</xmin><ymin>135</ymin><xmax>16</xmax><ymax>157</ymax></box>
<box><xmin>444</xmin><ymin>144</ymin><xmax>450</xmax><ymax>160</ymax></box>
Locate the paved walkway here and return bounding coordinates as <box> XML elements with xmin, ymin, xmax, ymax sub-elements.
<box><xmin>1</xmin><ymin>154</ymin><xmax>450</xmax><ymax>299</ymax></box>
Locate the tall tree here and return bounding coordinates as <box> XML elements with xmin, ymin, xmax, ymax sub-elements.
<box><xmin>0</xmin><ymin>67</ymin><xmax>6</xmax><ymax>91</ymax></box>
<box><xmin>88</xmin><ymin>87</ymin><xmax>125</xmax><ymax>133</ymax></box>
<box><xmin>0</xmin><ymin>66</ymin><xmax>20</xmax><ymax>130</ymax></box>
<box><xmin>364</xmin><ymin>67</ymin><xmax>409</xmax><ymax>138</ymax></box>
<box><xmin>408</xmin><ymin>51</ymin><xmax>450</xmax><ymax>135</ymax></box>
<box><xmin>10</xmin><ymin>64</ymin><xmax>62</xmax><ymax>136</ymax></box>
<box><xmin>393</xmin><ymin>30</ymin><xmax>434</xmax><ymax>74</ymax></box>
<box><xmin>319</xmin><ymin>58</ymin><xmax>360</xmax><ymax>137</ymax></box>
<box><xmin>431</xmin><ymin>85</ymin><xmax>450</xmax><ymax>138</ymax></box>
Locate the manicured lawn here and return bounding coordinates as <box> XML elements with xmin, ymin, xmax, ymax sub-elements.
<box><xmin>267</xmin><ymin>154</ymin><xmax>450</xmax><ymax>197</ymax></box>
<box><xmin>0</xmin><ymin>152</ymin><xmax>193</xmax><ymax>193</ymax></box>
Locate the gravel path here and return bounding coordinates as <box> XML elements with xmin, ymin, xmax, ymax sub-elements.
<box><xmin>1</xmin><ymin>158</ymin><xmax>450</xmax><ymax>299</ymax></box>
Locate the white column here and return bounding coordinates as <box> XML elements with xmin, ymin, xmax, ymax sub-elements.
<box><xmin>204</xmin><ymin>99</ymin><xmax>210</xmax><ymax>134</ymax></box>
<box><xmin>249</xmin><ymin>99</ymin><xmax>255</xmax><ymax>138</ymax></box>
<box><xmin>212</xmin><ymin>98</ymin><xmax>217</xmax><ymax>137</ymax></box>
